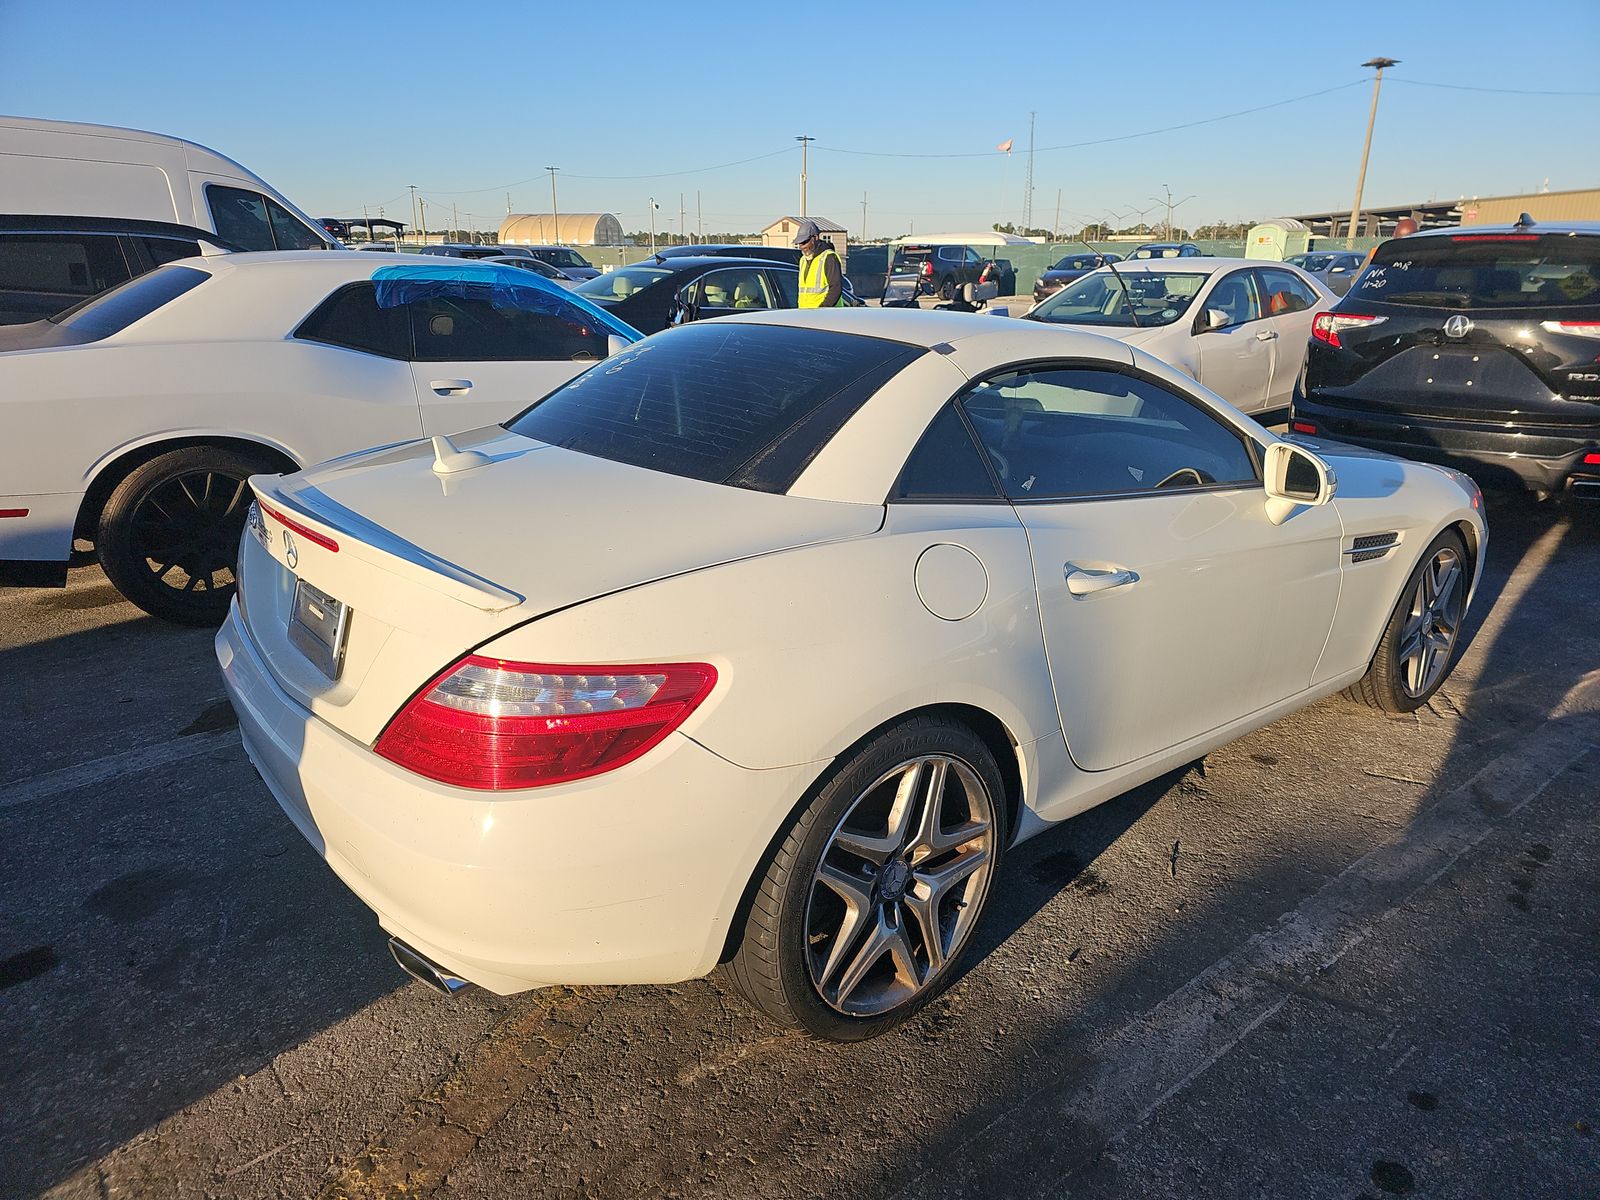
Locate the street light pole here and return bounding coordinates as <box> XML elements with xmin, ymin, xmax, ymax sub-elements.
<box><xmin>1347</xmin><ymin>57</ymin><xmax>1399</xmax><ymax>248</ymax></box>
<box><xmin>545</xmin><ymin>166</ymin><xmax>560</xmax><ymax>245</ymax></box>
<box><xmin>795</xmin><ymin>135</ymin><xmax>813</xmax><ymax>217</ymax></box>
<box><xmin>408</xmin><ymin>184</ymin><xmax>418</xmax><ymax>245</ymax></box>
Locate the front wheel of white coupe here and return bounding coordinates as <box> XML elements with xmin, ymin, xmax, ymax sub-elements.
<box><xmin>1346</xmin><ymin>528</ymin><xmax>1470</xmax><ymax>714</ymax></box>
<box><xmin>725</xmin><ymin>714</ymin><xmax>1006</xmax><ymax>1041</ymax></box>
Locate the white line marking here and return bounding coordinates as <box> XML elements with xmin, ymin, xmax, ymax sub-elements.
<box><xmin>0</xmin><ymin>730</ymin><xmax>240</xmax><ymax>812</ymax></box>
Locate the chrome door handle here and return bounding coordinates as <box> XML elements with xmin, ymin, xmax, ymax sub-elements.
<box><xmin>1255</xmin><ymin>330</ymin><xmax>1277</xmax><ymax>341</ymax></box>
<box><xmin>430</xmin><ymin>379</ymin><xmax>473</xmax><ymax>395</ymax></box>
<box><xmin>1064</xmin><ymin>564</ymin><xmax>1140</xmax><ymax>596</ymax></box>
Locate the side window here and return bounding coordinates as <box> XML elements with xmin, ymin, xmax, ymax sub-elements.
<box><xmin>294</xmin><ymin>283</ymin><xmax>409</xmax><ymax>358</ymax></box>
<box><xmin>1201</xmin><ymin>270</ymin><xmax>1263</xmax><ymax>329</ymax></box>
<box><xmin>699</xmin><ymin>267</ymin><xmax>770</xmax><ymax>311</ymax></box>
<box><xmin>893</xmin><ymin>403</ymin><xmax>1000</xmax><ymax>501</ymax></box>
<box><xmin>964</xmin><ymin>248</ymin><xmax>985</xmax><ymax>266</ymax></box>
<box><xmin>267</xmin><ymin>200</ymin><xmax>328</xmax><ymax>250</ymax></box>
<box><xmin>408</xmin><ymin>294</ymin><xmax>607</xmax><ymax>362</ymax></box>
<box><xmin>206</xmin><ymin>185</ymin><xmax>275</xmax><ymax>251</ymax></box>
<box><xmin>138</xmin><ymin>236</ymin><xmax>202</xmax><ymax>268</ymax></box>
<box><xmin>769</xmin><ymin>267</ymin><xmax>798</xmax><ymax>307</ymax></box>
<box><xmin>938</xmin><ymin>246</ymin><xmax>960</xmax><ymax>262</ymax></box>
<box><xmin>0</xmin><ymin>234</ymin><xmax>132</xmax><ymax>314</ymax></box>
<box><xmin>1257</xmin><ymin>268</ymin><xmax>1318</xmax><ymax>316</ymax></box>
<box><xmin>959</xmin><ymin>367</ymin><xmax>1259</xmax><ymax>500</ymax></box>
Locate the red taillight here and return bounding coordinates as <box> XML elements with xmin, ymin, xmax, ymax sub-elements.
<box><xmin>1311</xmin><ymin>311</ymin><xmax>1387</xmax><ymax>349</ymax></box>
<box><xmin>258</xmin><ymin>500</ymin><xmax>339</xmax><ymax>553</ymax></box>
<box><xmin>921</xmin><ymin>261</ymin><xmax>933</xmax><ymax>277</ymax></box>
<box><xmin>1583</xmin><ymin>452</ymin><xmax>1600</xmax><ymax>466</ymax></box>
<box><xmin>1542</xmin><ymin>320</ymin><xmax>1600</xmax><ymax>339</ymax></box>
<box><xmin>1291</xmin><ymin>421</ymin><xmax>1318</xmax><ymax>435</ymax></box>
<box><xmin>375</xmin><ymin>657</ymin><xmax>717</xmax><ymax>790</ymax></box>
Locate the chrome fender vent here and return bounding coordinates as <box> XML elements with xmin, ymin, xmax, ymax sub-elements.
<box><xmin>1345</xmin><ymin>531</ymin><xmax>1400</xmax><ymax>564</ymax></box>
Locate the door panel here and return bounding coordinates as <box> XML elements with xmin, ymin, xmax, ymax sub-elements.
<box><xmin>1194</xmin><ymin>270</ymin><xmax>1272</xmax><ymax>413</ymax></box>
<box><xmin>1019</xmin><ymin>489</ymin><xmax>1342</xmax><ymax>770</ymax></box>
<box><xmin>411</xmin><ymin>360</ymin><xmax>589</xmax><ymax>436</ymax></box>
<box><xmin>1256</xmin><ymin>267</ymin><xmax>1322</xmax><ymax>412</ymax></box>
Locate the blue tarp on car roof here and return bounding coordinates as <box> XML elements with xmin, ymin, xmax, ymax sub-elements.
<box><xmin>370</xmin><ymin>263</ymin><xmax>642</xmax><ymax>343</ymax></box>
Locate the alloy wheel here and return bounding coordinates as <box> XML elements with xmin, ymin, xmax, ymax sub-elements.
<box><xmin>1399</xmin><ymin>545</ymin><xmax>1465</xmax><ymax>698</ymax></box>
<box><xmin>804</xmin><ymin>755</ymin><xmax>995</xmax><ymax>1017</ymax></box>
<box><xmin>127</xmin><ymin>469</ymin><xmax>251</xmax><ymax>598</ymax></box>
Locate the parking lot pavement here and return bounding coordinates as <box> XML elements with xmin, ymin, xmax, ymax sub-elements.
<box><xmin>2</xmin><ymin>492</ymin><xmax>1596</xmax><ymax>1200</ymax></box>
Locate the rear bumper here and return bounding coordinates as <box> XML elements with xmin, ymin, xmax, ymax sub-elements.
<box><xmin>215</xmin><ymin>602</ymin><xmax>820</xmax><ymax>994</ymax></box>
<box><xmin>1292</xmin><ymin>397</ymin><xmax>1600</xmax><ymax>494</ymax></box>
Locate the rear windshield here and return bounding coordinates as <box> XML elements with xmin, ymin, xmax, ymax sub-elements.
<box><xmin>505</xmin><ymin>323</ymin><xmax>923</xmax><ymax>492</ymax></box>
<box><xmin>47</xmin><ymin>264</ymin><xmax>208</xmax><ymax>340</ymax></box>
<box><xmin>1356</xmin><ymin>234</ymin><xmax>1600</xmax><ymax>309</ymax></box>
<box><xmin>538</xmin><ymin>248</ymin><xmax>592</xmax><ymax>269</ymax></box>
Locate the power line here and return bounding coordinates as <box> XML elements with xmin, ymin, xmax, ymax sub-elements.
<box><xmin>416</xmin><ymin>146</ymin><xmax>795</xmax><ymax>196</ymax></box>
<box><xmin>1389</xmin><ymin>78</ymin><xmax>1600</xmax><ymax>97</ymax></box>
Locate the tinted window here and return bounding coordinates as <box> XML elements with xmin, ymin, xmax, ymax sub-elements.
<box><xmin>696</xmin><ymin>267</ymin><xmax>772</xmax><ymax>310</ymax></box>
<box><xmin>1355</xmin><ymin>234</ymin><xmax>1600</xmax><ymax>309</ymax></box>
<box><xmin>408</xmin><ymin>293</ymin><xmax>607</xmax><ymax>362</ymax></box>
<box><xmin>769</xmin><ymin>267</ymin><xmax>799</xmax><ymax>307</ymax></box>
<box><xmin>207</xmin><ymin>185</ymin><xmax>275</xmax><ymax>251</ymax></box>
<box><xmin>1257</xmin><ymin>268</ymin><xmax>1319</xmax><ymax>315</ymax></box>
<box><xmin>505</xmin><ymin>323</ymin><xmax>922</xmax><ymax>491</ymax></box>
<box><xmin>960</xmin><ymin>368</ymin><xmax>1258</xmax><ymax>500</ymax></box>
<box><xmin>295</xmin><ymin>283</ymin><xmax>409</xmax><ymax>358</ymax></box>
<box><xmin>574</xmin><ymin>265</ymin><xmax>672</xmax><ymax>301</ymax></box>
<box><xmin>1202</xmin><ymin>271</ymin><xmax>1264</xmax><ymax>328</ymax></box>
<box><xmin>0</xmin><ymin>234</ymin><xmax>131</xmax><ymax>316</ymax></box>
<box><xmin>894</xmin><ymin>404</ymin><xmax>1000</xmax><ymax>500</ymax></box>
<box><xmin>48</xmin><ymin>265</ymin><xmax>208</xmax><ymax>341</ymax></box>
<box><xmin>139</xmin><ymin>236</ymin><xmax>202</xmax><ymax>268</ymax></box>
<box><xmin>267</xmin><ymin>200</ymin><xmax>328</xmax><ymax>250</ymax></box>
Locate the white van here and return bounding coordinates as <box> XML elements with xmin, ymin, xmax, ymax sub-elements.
<box><xmin>0</xmin><ymin>115</ymin><xmax>337</xmax><ymax>252</ymax></box>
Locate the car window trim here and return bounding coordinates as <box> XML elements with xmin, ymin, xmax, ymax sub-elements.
<box><xmin>940</xmin><ymin>356</ymin><xmax>1266</xmax><ymax>503</ymax></box>
<box><xmin>1190</xmin><ymin>268</ymin><xmax>1263</xmax><ymax>335</ymax></box>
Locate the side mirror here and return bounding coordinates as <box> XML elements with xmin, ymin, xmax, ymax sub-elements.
<box><xmin>1205</xmin><ymin>308</ymin><xmax>1230</xmax><ymax>330</ymax></box>
<box><xmin>669</xmin><ymin>286</ymin><xmax>698</xmax><ymax>326</ymax></box>
<box><xmin>1329</xmin><ymin>265</ymin><xmax>1348</xmax><ymax>275</ymax></box>
<box><xmin>1263</xmin><ymin>441</ymin><xmax>1336</xmax><ymax>524</ymax></box>
<box><xmin>606</xmin><ymin>333</ymin><xmax>630</xmax><ymax>357</ymax></box>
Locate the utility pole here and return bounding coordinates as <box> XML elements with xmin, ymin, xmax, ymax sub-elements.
<box><xmin>648</xmin><ymin>196</ymin><xmax>657</xmax><ymax>255</ymax></box>
<box><xmin>545</xmin><ymin>166</ymin><xmax>559</xmax><ymax>245</ymax></box>
<box><xmin>452</xmin><ymin>203</ymin><xmax>458</xmax><ymax>242</ymax></box>
<box><xmin>506</xmin><ymin>192</ymin><xmax>512</xmax><ymax>215</ymax></box>
<box><xmin>1151</xmin><ymin>184</ymin><xmax>1195</xmax><ymax>241</ymax></box>
<box><xmin>679</xmin><ymin>193</ymin><xmax>685</xmax><ymax>243</ymax></box>
<box><xmin>697</xmin><ymin>190</ymin><xmax>702</xmax><ymax>243</ymax></box>
<box><xmin>1053</xmin><ymin>189</ymin><xmax>1061</xmax><ymax>241</ymax></box>
<box><xmin>408</xmin><ymin>184</ymin><xmax>418</xmax><ymax>244</ymax></box>
<box><xmin>1022</xmin><ymin>111</ymin><xmax>1036</xmax><ymax>232</ymax></box>
<box><xmin>795</xmin><ymin>134</ymin><xmax>813</xmax><ymax>217</ymax></box>
<box><xmin>1347</xmin><ymin>57</ymin><xmax>1399</xmax><ymax>247</ymax></box>
<box><xmin>418</xmin><ymin>197</ymin><xmax>427</xmax><ymax>244</ymax></box>
<box><xmin>860</xmin><ymin>191</ymin><xmax>867</xmax><ymax>242</ymax></box>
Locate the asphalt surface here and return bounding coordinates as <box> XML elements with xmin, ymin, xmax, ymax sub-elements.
<box><xmin>1</xmin><ymin>489</ymin><xmax>1597</xmax><ymax>1200</ymax></box>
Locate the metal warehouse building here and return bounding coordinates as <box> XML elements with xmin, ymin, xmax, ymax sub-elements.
<box><xmin>499</xmin><ymin>212</ymin><xmax>625</xmax><ymax>246</ymax></box>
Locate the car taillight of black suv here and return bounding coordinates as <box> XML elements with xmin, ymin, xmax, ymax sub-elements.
<box><xmin>1292</xmin><ymin>219</ymin><xmax>1600</xmax><ymax>500</ymax></box>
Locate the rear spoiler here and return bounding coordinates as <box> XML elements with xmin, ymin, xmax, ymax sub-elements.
<box><xmin>249</xmin><ymin>476</ymin><xmax>525</xmax><ymax>613</ymax></box>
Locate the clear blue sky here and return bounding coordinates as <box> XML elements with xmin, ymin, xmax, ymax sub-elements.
<box><xmin>2</xmin><ymin>0</ymin><xmax>1596</xmax><ymax>237</ymax></box>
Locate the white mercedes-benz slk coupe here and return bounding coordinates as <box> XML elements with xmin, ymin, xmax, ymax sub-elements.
<box><xmin>0</xmin><ymin>252</ymin><xmax>637</xmax><ymax>623</ymax></box>
<box><xmin>216</xmin><ymin>308</ymin><xmax>1486</xmax><ymax>1041</ymax></box>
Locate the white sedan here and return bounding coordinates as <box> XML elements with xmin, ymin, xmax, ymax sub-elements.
<box><xmin>0</xmin><ymin>252</ymin><xmax>637</xmax><ymax>623</ymax></box>
<box><xmin>216</xmin><ymin>308</ymin><xmax>1485</xmax><ymax>1041</ymax></box>
<box><xmin>1023</xmin><ymin>257</ymin><xmax>1334</xmax><ymax>419</ymax></box>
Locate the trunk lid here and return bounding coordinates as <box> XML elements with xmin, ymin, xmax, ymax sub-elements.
<box><xmin>238</xmin><ymin>427</ymin><xmax>883</xmax><ymax>743</ymax></box>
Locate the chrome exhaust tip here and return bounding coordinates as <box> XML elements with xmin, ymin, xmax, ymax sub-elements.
<box><xmin>388</xmin><ymin>937</ymin><xmax>469</xmax><ymax>996</ymax></box>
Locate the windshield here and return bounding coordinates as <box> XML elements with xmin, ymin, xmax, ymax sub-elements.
<box><xmin>1029</xmin><ymin>269</ymin><xmax>1207</xmax><ymax>327</ymax></box>
<box><xmin>545</xmin><ymin>248</ymin><xmax>592</xmax><ymax>269</ymax></box>
<box><xmin>1352</xmin><ymin>234</ymin><xmax>1600</xmax><ymax>309</ymax></box>
<box><xmin>573</xmin><ymin>265</ymin><xmax>673</xmax><ymax>303</ymax></box>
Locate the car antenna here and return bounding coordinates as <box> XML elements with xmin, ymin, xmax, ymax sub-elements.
<box><xmin>1074</xmin><ymin>233</ymin><xmax>1141</xmax><ymax>328</ymax></box>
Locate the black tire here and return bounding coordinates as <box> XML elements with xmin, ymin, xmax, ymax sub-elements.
<box><xmin>1345</xmin><ymin>528</ymin><xmax>1470</xmax><ymax>713</ymax></box>
<box><xmin>724</xmin><ymin>713</ymin><xmax>1007</xmax><ymax>1041</ymax></box>
<box><xmin>938</xmin><ymin>276</ymin><xmax>957</xmax><ymax>302</ymax></box>
<box><xmin>97</xmin><ymin>446</ymin><xmax>269</xmax><ymax>626</ymax></box>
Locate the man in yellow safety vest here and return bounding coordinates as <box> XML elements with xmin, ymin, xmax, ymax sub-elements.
<box><xmin>794</xmin><ymin>219</ymin><xmax>844</xmax><ymax>308</ymax></box>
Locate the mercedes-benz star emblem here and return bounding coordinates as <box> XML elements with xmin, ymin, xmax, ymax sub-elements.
<box><xmin>283</xmin><ymin>529</ymin><xmax>298</xmax><ymax>569</ymax></box>
<box><xmin>1443</xmin><ymin>315</ymin><xmax>1473</xmax><ymax>339</ymax></box>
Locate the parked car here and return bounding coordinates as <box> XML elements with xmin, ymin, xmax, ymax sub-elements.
<box><xmin>216</xmin><ymin>307</ymin><xmax>1484</xmax><ymax>1041</ymax></box>
<box><xmin>1286</xmin><ymin>250</ymin><xmax>1366</xmax><ymax>296</ymax></box>
<box><xmin>1032</xmin><ymin>251</ymin><xmax>1123</xmax><ymax>303</ymax></box>
<box><xmin>1023</xmin><ymin>258</ymin><xmax>1333</xmax><ymax>419</ymax></box>
<box><xmin>415</xmin><ymin>243</ymin><xmax>509</xmax><ymax>261</ymax></box>
<box><xmin>1129</xmin><ymin>242</ymin><xmax>1205</xmax><ymax>259</ymax></box>
<box><xmin>0</xmin><ymin>253</ymin><xmax>639</xmax><ymax>617</ymax></box>
<box><xmin>0</xmin><ymin>115</ymin><xmax>338</xmax><ymax>252</ymax></box>
<box><xmin>574</xmin><ymin>255</ymin><xmax>802</xmax><ymax>334</ymax></box>
<box><xmin>481</xmin><ymin>255</ymin><xmax>579</xmax><ymax>285</ymax></box>
<box><xmin>654</xmin><ymin>243</ymin><xmax>802</xmax><ymax>265</ymax></box>
<box><xmin>0</xmin><ymin>213</ymin><xmax>240</xmax><ymax>325</ymax></box>
<box><xmin>891</xmin><ymin>243</ymin><xmax>994</xmax><ymax>301</ymax></box>
<box><xmin>494</xmin><ymin>244</ymin><xmax>600</xmax><ymax>280</ymax></box>
<box><xmin>1292</xmin><ymin>219</ymin><xmax>1600</xmax><ymax>500</ymax></box>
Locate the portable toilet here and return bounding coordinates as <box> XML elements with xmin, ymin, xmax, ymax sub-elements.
<box><xmin>1245</xmin><ymin>218</ymin><xmax>1311</xmax><ymax>261</ymax></box>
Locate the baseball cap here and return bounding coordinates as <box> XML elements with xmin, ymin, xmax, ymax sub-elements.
<box><xmin>792</xmin><ymin>218</ymin><xmax>821</xmax><ymax>246</ymax></box>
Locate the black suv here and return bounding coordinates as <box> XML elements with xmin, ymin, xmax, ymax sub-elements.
<box><xmin>0</xmin><ymin>215</ymin><xmax>239</xmax><ymax>325</ymax></box>
<box><xmin>892</xmin><ymin>244</ymin><xmax>997</xmax><ymax>300</ymax></box>
<box><xmin>1292</xmin><ymin>219</ymin><xmax>1600</xmax><ymax>499</ymax></box>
